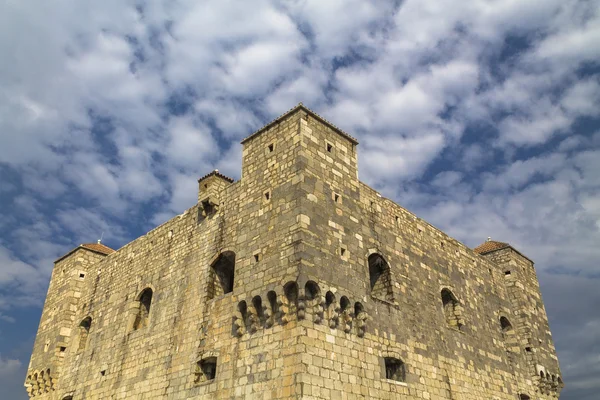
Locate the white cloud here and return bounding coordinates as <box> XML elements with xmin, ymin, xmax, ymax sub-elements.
<box><xmin>0</xmin><ymin>2</ymin><xmax>599</xmax><ymax>397</ymax></box>
<box><xmin>0</xmin><ymin>355</ymin><xmax>21</xmax><ymax>377</ymax></box>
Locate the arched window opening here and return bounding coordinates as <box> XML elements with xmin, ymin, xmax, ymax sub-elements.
<box><xmin>305</xmin><ymin>281</ymin><xmax>320</xmax><ymax>302</ymax></box>
<box><xmin>133</xmin><ymin>288</ymin><xmax>153</xmax><ymax>331</ymax></box>
<box><xmin>384</xmin><ymin>357</ymin><xmax>406</xmax><ymax>382</ymax></box>
<box><xmin>284</xmin><ymin>281</ymin><xmax>299</xmax><ymax>319</ymax></box>
<box><xmin>368</xmin><ymin>253</ymin><xmax>393</xmax><ymax>302</ymax></box>
<box><xmin>39</xmin><ymin>370</ymin><xmax>46</xmax><ymax>393</ymax></box>
<box><xmin>46</xmin><ymin>369</ymin><xmax>53</xmax><ymax>391</ymax></box>
<box><xmin>252</xmin><ymin>296</ymin><xmax>265</xmax><ymax>326</ymax></box>
<box><xmin>238</xmin><ymin>300</ymin><xmax>249</xmax><ymax>328</ymax></box>
<box><xmin>539</xmin><ymin>370</ymin><xmax>545</xmax><ymax>379</ymax></box>
<box><xmin>519</xmin><ymin>394</ymin><xmax>530</xmax><ymax>400</ymax></box>
<box><xmin>195</xmin><ymin>357</ymin><xmax>217</xmax><ymax>383</ymax></box>
<box><xmin>340</xmin><ymin>296</ymin><xmax>351</xmax><ymax>332</ymax></box>
<box><xmin>266</xmin><ymin>291</ymin><xmax>279</xmax><ymax>327</ymax></box>
<box><xmin>208</xmin><ymin>251</ymin><xmax>235</xmax><ymax>299</ymax></box>
<box><xmin>305</xmin><ymin>281</ymin><xmax>322</xmax><ymax>322</ymax></box>
<box><xmin>355</xmin><ymin>302</ymin><xmax>367</xmax><ymax>337</ymax></box>
<box><xmin>325</xmin><ymin>291</ymin><xmax>337</xmax><ymax>328</ymax></box>
<box><xmin>441</xmin><ymin>288</ymin><xmax>463</xmax><ymax>330</ymax></box>
<box><xmin>340</xmin><ymin>296</ymin><xmax>350</xmax><ymax>313</ymax></box>
<box><xmin>78</xmin><ymin>317</ymin><xmax>92</xmax><ymax>351</ymax></box>
<box><xmin>557</xmin><ymin>376</ymin><xmax>563</xmax><ymax>385</ymax></box>
<box><xmin>354</xmin><ymin>302</ymin><xmax>364</xmax><ymax>317</ymax></box>
<box><xmin>500</xmin><ymin>316</ymin><xmax>513</xmax><ymax>333</ymax></box>
<box><xmin>325</xmin><ymin>291</ymin><xmax>336</xmax><ymax>309</ymax></box>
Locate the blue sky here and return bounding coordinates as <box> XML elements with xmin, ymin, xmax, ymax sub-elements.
<box><xmin>1</xmin><ymin>0</ymin><xmax>599</xmax><ymax>398</ymax></box>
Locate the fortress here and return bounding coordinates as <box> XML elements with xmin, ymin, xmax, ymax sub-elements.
<box><xmin>25</xmin><ymin>104</ymin><xmax>563</xmax><ymax>399</ymax></box>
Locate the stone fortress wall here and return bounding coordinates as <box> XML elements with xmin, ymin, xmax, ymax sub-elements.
<box><xmin>25</xmin><ymin>104</ymin><xmax>563</xmax><ymax>399</ymax></box>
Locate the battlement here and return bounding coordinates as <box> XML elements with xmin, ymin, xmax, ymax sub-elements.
<box><xmin>26</xmin><ymin>104</ymin><xmax>562</xmax><ymax>400</ymax></box>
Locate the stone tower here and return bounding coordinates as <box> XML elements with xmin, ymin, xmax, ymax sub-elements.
<box><xmin>25</xmin><ymin>104</ymin><xmax>563</xmax><ymax>399</ymax></box>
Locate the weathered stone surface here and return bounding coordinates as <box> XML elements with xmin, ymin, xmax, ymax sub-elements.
<box><xmin>25</xmin><ymin>104</ymin><xmax>563</xmax><ymax>399</ymax></box>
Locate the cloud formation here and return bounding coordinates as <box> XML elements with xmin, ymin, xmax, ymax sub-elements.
<box><xmin>0</xmin><ymin>0</ymin><xmax>598</xmax><ymax>398</ymax></box>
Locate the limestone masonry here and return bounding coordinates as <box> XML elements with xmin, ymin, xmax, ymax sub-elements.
<box><xmin>25</xmin><ymin>104</ymin><xmax>563</xmax><ymax>399</ymax></box>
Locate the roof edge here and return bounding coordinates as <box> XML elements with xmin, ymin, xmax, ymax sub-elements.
<box><xmin>54</xmin><ymin>245</ymin><xmax>114</xmax><ymax>264</ymax></box>
<box><xmin>478</xmin><ymin>245</ymin><xmax>535</xmax><ymax>264</ymax></box>
<box><xmin>240</xmin><ymin>103</ymin><xmax>359</xmax><ymax>146</ymax></box>
<box><xmin>197</xmin><ymin>170</ymin><xmax>235</xmax><ymax>183</ymax></box>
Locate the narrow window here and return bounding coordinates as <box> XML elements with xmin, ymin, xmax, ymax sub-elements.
<box><xmin>133</xmin><ymin>288</ymin><xmax>153</xmax><ymax>330</ymax></box>
<box><xmin>441</xmin><ymin>288</ymin><xmax>463</xmax><ymax>330</ymax></box>
<box><xmin>264</xmin><ymin>190</ymin><xmax>271</xmax><ymax>201</ymax></box>
<box><xmin>268</xmin><ymin>143</ymin><xmax>274</xmax><ymax>152</ymax></box>
<box><xmin>325</xmin><ymin>291</ymin><xmax>337</xmax><ymax>328</ymax></box>
<box><xmin>196</xmin><ymin>357</ymin><xmax>217</xmax><ymax>383</ymax></box>
<box><xmin>305</xmin><ymin>281</ymin><xmax>321</xmax><ymax>322</ymax></box>
<box><xmin>46</xmin><ymin>369</ymin><xmax>52</xmax><ymax>390</ymax></box>
<box><xmin>384</xmin><ymin>357</ymin><xmax>406</xmax><ymax>382</ymax></box>
<box><xmin>355</xmin><ymin>302</ymin><xmax>367</xmax><ymax>337</ymax></box>
<box><xmin>252</xmin><ymin>296</ymin><xmax>265</xmax><ymax>326</ymax></box>
<box><xmin>284</xmin><ymin>281</ymin><xmax>299</xmax><ymax>318</ymax></box>
<box><xmin>78</xmin><ymin>317</ymin><xmax>92</xmax><ymax>351</ymax></box>
<box><xmin>238</xmin><ymin>300</ymin><xmax>250</xmax><ymax>331</ymax></box>
<box><xmin>208</xmin><ymin>251</ymin><xmax>236</xmax><ymax>299</ymax></box>
<box><xmin>266</xmin><ymin>291</ymin><xmax>279</xmax><ymax>326</ymax></box>
<box><xmin>326</xmin><ymin>142</ymin><xmax>333</xmax><ymax>153</ymax></box>
<box><xmin>340</xmin><ymin>296</ymin><xmax>350</xmax><ymax>313</ymax></box>
<box><xmin>368</xmin><ymin>253</ymin><xmax>394</xmax><ymax>302</ymax></box>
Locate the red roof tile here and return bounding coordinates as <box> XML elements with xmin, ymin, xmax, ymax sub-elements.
<box><xmin>473</xmin><ymin>240</ymin><xmax>510</xmax><ymax>254</ymax></box>
<box><xmin>81</xmin><ymin>242</ymin><xmax>115</xmax><ymax>255</ymax></box>
<box><xmin>54</xmin><ymin>242</ymin><xmax>116</xmax><ymax>263</ymax></box>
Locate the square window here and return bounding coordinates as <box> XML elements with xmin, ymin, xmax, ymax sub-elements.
<box><xmin>79</xmin><ymin>273</ymin><xmax>85</xmax><ymax>279</ymax></box>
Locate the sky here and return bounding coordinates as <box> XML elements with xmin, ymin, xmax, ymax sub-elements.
<box><xmin>0</xmin><ymin>0</ymin><xmax>599</xmax><ymax>398</ymax></box>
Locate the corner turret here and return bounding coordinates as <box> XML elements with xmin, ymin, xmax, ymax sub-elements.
<box><xmin>25</xmin><ymin>242</ymin><xmax>114</xmax><ymax>397</ymax></box>
<box><xmin>474</xmin><ymin>238</ymin><xmax>564</xmax><ymax>397</ymax></box>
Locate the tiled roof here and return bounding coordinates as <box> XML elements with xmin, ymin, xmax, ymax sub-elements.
<box><xmin>197</xmin><ymin>170</ymin><xmax>235</xmax><ymax>183</ymax></box>
<box><xmin>81</xmin><ymin>242</ymin><xmax>115</xmax><ymax>255</ymax></box>
<box><xmin>473</xmin><ymin>240</ymin><xmax>510</xmax><ymax>254</ymax></box>
<box><xmin>55</xmin><ymin>242</ymin><xmax>116</xmax><ymax>263</ymax></box>
<box><xmin>240</xmin><ymin>103</ymin><xmax>359</xmax><ymax>145</ymax></box>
